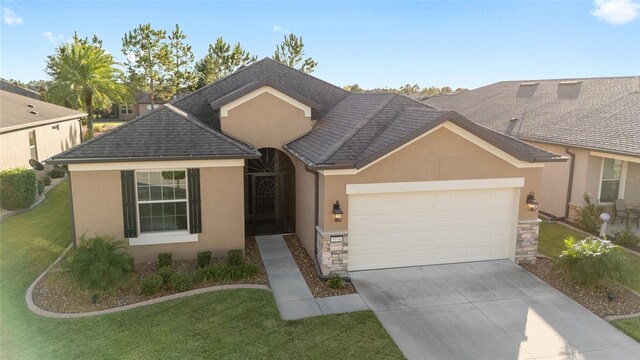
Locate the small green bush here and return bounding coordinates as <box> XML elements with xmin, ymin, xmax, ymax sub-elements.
<box><xmin>66</xmin><ymin>236</ymin><xmax>134</xmax><ymax>301</ymax></box>
<box><xmin>168</xmin><ymin>272</ymin><xmax>192</xmax><ymax>292</ymax></box>
<box><xmin>40</xmin><ymin>175</ymin><xmax>52</xmax><ymax>186</ymax></box>
<box><xmin>158</xmin><ymin>252</ymin><xmax>172</xmax><ymax>268</ymax></box>
<box><xmin>197</xmin><ymin>251</ymin><xmax>212</xmax><ymax>268</ymax></box>
<box><xmin>576</xmin><ymin>193</ymin><xmax>603</xmax><ymax>234</ymax></box>
<box><xmin>140</xmin><ymin>274</ymin><xmax>163</xmax><ymax>296</ymax></box>
<box><xmin>195</xmin><ymin>266</ymin><xmax>219</xmax><ymax>282</ymax></box>
<box><xmin>37</xmin><ymin>178</ymin><xmax>45</xmax><ymax>195</ymax></box>
<box><xmin>226</xmin><ymin>249</ymin><xmax>244</xmax><ymax>267</ymax></box>
<box><xmin>0</xmin><ymin>167</ymin><xmax>36</xmax><ymax>210</ymax></box>
<box><xmin>217</xmin><ymin>263</ymin><xmax>258</xmax><ymax>282</ymax></box>
<box><xmin>554</xmin><ymin>236</ymin><xmax>630</xmax><ymax>287</ymax></box>
<box><xmin>326</xmin><ymin>274</ymin><xmax>345</xmax><ymax>290</ymax></box>
<box><xmin>48</xmin><ymin>168</ymin><xmax>65</xmax><ymax>179</ymax></box>
<box><xmin>613</xmin><ymin>226</ymin><xmax>639</xmax><ymax>247</ymax></box>
<box><xmin>158</xmin><ymin>265</ymin><xmax>174</xmax><ymax>284</ymax></box>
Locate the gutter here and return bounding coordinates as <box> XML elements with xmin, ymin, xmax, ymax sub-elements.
<box><xmin>45</xmin><ymin>153</ymin><xmax>261</xmax><ymax>165</ymax></box>
<box><xmin>0</xmin><ymin>114</ymin><xmax>87</xmax><ymax>134</ymax></box>
<box><xmin>564</xmin><ymin>147</ymin><xmax>576</xmax><ymax>219</ymax></box>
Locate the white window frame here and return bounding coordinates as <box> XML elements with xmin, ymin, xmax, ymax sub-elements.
<box><xmin>598</xmin><ymin>157</ymin><xmax>628</xmax><ymax>204</ymax></box>
<box><xmin>130</xmin><ymin>169</ymin><xmax>197</xmax><ymax>246</ymax></box>
<box><xmin>28</xmin><ymin>130</ymin><xmax>38</xmax><ymax>160</ymax></box>
<box><xmin>120</xmin><ymin>104</ymin><xmax>134</xmax><ymax>114</ymax></box>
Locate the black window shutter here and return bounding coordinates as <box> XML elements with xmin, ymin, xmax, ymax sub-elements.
<box><xmin>188</xmin><ymin>168</ymin><xmax>202</xmax><ymax>234</ymax></box>
<box><xmin>121</xmin><ymin>170</ymin><xmax>137</xmax><ymax>238</ymax></box>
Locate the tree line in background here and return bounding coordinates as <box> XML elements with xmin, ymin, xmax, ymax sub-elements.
<box><xmin>343</xmin><ymin>83</ymin><xmax>468</xmax><ymax>96</ymax></box>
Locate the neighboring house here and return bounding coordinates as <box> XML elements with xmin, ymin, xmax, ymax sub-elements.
<box><xmin>46</xmin><ymin>58</ymin><xmax>565</xmax><ymax>275</ymax></box>
<box><xmin>0</xmin><ymin>80</ymin><xmax>42</xmax><ymax>100</ymax></box>
<box><xmin>425</xmin><ymin>77</ymin><xmax>640</xmax><ymax>222</ymax></box>
<box><xmin>0</xmin><ymin>89</ymin><xmax>85</xmax><ymax>171</ymax></box>
<box><xmin>114</xmin><ymin>92</ymin><xmax>166</xmax><ymax>121</ymax></box>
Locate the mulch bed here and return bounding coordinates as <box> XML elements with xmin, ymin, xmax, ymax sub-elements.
<box><xmin>521</xmin><ymin>257</ymin><xmax>640</xmax><ymax>318</ymax></box>
<box><xmin>283</xmin><ymin>234</ymin><xmax>357</xmax><ymax>298</ymax></box>
<box><xmin>32</xmin><ymin>237</ymin><xmax>269</xmax><ymax>313</ymax></box>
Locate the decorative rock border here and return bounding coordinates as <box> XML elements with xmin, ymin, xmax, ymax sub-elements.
<box><xmin>26</xmin><ymin>243</ymin><xmax>271</xmax><ymax>319</ymax></box>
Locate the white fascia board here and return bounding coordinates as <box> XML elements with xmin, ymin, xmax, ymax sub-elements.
<box><xmin>346</xmin><ymin>177</ymin><xmax>525</xmax><ymax>195</ymax></box>
<box><xmin>68</xmin><ymin>159</ymin><xmax>245</xmax><ymax>172</ymax></box>
<box><xmin>220</xmin><ymin>86</ymin><xmax>312</xmax><ymax>117</ymax></box>
<box><xmin>320</xmin><ymin>122</ymin><xmax>543</xmax><ymax>176</ymax></box>
<box><xmin>590</xmin><ymin>151</ymin><xmax>640</xmax><ymax>164</ymax></box>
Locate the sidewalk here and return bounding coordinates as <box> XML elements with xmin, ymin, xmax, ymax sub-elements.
<box><xmin>256</xmin><ymin>235</ymin><xmax>368</xmax><ymax>320</ymax></box>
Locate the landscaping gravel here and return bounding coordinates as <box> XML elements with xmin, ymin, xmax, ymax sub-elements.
<box><xmin>283</xmin><ymin>234</ymin><xmax>357</xmax><ymax>298</ymax></box>
<box><xmin>522</xmin><ymin>257</ymin><xmax>640</xmax><ymax>318</ymax></box>
<box><xmin>32</xmin><ymin>237</ymin><xmax>269</xmax><ymax>313</ymax></box>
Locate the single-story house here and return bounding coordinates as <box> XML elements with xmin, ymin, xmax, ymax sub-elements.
<box><xmin>1</xmin><ymin>89</ymin><xmax>85</xmax><ymax>171</ymax></box>
<box><xmin>47</xmin><ymin>58</ymin><xmax>566</xmax><ymax>275</ymax></box>
<box><xmin>425</xmin><ymin>77</ymin><xmax>640</xmax><ymax>223</ymax></box>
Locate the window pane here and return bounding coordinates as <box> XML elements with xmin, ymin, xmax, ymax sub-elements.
<box><xmin>151</xmin><ymin>217</ymin><xmax>164</xmax><ymax>232</ymax></box>
<box><xmin>163</xmin><ymin>202</ymin><xmax>176</xmax><ymax>216</ymax></box>
<box><xmin>140</xmin><ymin>217</ymin><xmax>152</xmax><ymax>232</ymax></box>
<box><xmin>149</xmin><ymin>186</ymin><xmax>163</xmax><ymax>201</ymax></box>
<box><xmin>602</xmin><ymin>159</ymin><xmax>622</xmax><ymax>180</ymax></box>
<box><xmin>139</xmin><ymin>203</ymin><xmax>151</xmax><ymax>217</ymax></box>
<box><xmin>176</xmin><ymin>216</ymin><xmax>188</xmax><ymax>230</ymax></box>
<box><xmin>600</xmin><ymin>180</ymin><xmax>620</xmax><ymax>202</ymax></box>
<box><xmin>175</xmin><ymin>202</ymin><xmax>187</xmax><ymax>216</ymax></box>
<box><xmin>137</xmin><ymin>186</ymin><xmax>150</xmax><ymax>201</ymax></box>
<box><xmin>137</xmin><ymin>172</ymin><xmax>150</xmax><ymax>186</ymax></box>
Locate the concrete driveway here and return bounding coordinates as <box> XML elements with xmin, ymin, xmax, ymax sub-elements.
<box><xmin>350</xmin><ymin>260</ymin><xmax>640</xmax><ymax>360</ymax></box>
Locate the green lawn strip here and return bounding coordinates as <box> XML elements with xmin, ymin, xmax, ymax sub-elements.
<box><xmin>1</xmin><ymin>184</ymin><xmax>403</xmax><ymax>360</ymax></box>
<box><xmin>610</xmin><ymin>317</ymin><xmax>640</xmax><ymax>342</ymax></box>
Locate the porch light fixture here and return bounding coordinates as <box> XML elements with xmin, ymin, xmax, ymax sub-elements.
<box><xmin>332</xmin><ymin>201</ymin><xmax>343</xmax><ymax>222</ymax></box>
<box><xmin>526</xmin><ymin>192</ymin><xmax>539</xmax><ymax>212</ymax></box>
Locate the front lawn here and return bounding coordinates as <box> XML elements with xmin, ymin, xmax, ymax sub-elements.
<box><xmin>538</xmin><ymin>221</ymin><xmax>640</xmax><ymax>342</ymax></box>
<box><xmin>0</xmin><ymin>183</ymin><xmax>403</xmax><ymax>359</ymax></box>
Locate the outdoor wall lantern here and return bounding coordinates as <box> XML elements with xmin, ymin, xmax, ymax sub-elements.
<box><xmin>526</xmin><ymin>192</ymin><xmax>539</xmax><ymax>212</ymax></box>
<box><xmin>332</xmin><ymin>201</ymin><xmax>343</xmax><ymax>222</ymax></box>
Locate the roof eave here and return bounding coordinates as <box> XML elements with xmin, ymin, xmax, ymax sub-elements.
<box><xmin>45</xmin><ymin>153</ymin><xmax>260</xmax><ymax>165</ymax></box>
<box><xmin>0</xmin><ymin>113</ymin><xmax>87</xmax><ymax>134</ymax></box>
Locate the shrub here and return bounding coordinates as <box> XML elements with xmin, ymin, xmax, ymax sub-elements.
<box><xmin>37</xmin><ymin>178</ymin><xmax>45</xmax><ymax>195</ymax></box>
<box><xmin>66</xmin><ymin>236</ymin><xmax>133</xmax><ymax>301</ymax></box>
<box><xmin>0</xmin><ymin>168</ymin><xmax>36</xmax><ymax>210</ymax></box>
<box><xmin>40</xmin><ymin>175</ymin><xmax>52</xmax><ymax>186</ymax></box>
<box><xmin>168</xmin><ymin>272</ymin><xmax>192</xmax><ymax>292</ymax></box>
<box><xmin>226</xmin><ymin>249</ymin><xmax>244</xmax><ymax>267</ymax></box>
<box><xmin>326</xmin><ymin>274</ymin><xmax>345</xmax><ymax>290</ymax></box>
<box><xmin>140</xmin><ymin>274</ymin><xmax>163</xmax><ymax>296</ymax></box>
<box><xmin>158</xmin><ymin>252</ymin><xmax>172</xmax><ymax>268</ymax></box>
<box><xmin>195</xmin><ymin>266</ymin><xmax>220</xmax><ymax>282</ymax></box>
<box><xmin>48</xmin><ymin>168</ymin><xmax>65</xmax><ymax>179</ymax></box>
<box><xmin>158</xmin><ymin>265</ymin><xmax>174</xmax><ymax>284</ymax></box>
<box><xmin>217</xmin><ymin>263</ymin><xmax>258</xmax><ymax>282</ymax></box>
<box><xmin>554</xmin><ymin>236</ymin><xmax>630</xmax><ymax>287</ymax></box>
<box><xmin>576</xmin><ymin>193</ymin><xmax>603</xmax><ymax>234</ymax></box>
<box><xmin>197</xmin><ymin>251</ymin><xmax>212</xmax><ymax>268</ymax></box>
<box><xmin>613</xmin><ymin>226</ymin><xmax>639</xmax><ymax>247</ymax></box>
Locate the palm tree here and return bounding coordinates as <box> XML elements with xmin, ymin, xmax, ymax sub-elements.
<box><xmin>46</xmin><ymin>33</ymin><xmax>129</xmax><ymax>137</ymax></box>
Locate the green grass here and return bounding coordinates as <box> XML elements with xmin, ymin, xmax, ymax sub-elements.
<box><xmin>0</xmin><ymin>184</ymin><xmax>403</xmax><ymax>360</ymax></box>
<box><xmin>539</xmin><ymin>222</ymin><xmax>640</xmax><ymax>342</ymax></box>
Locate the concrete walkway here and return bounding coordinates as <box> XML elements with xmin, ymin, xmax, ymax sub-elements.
<box><xmin>256</xmin><ymin>235</ymin><xmax>368</xmax><ymax>320</ymax></box>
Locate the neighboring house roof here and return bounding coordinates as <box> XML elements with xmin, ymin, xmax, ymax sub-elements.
<box><xmin>134</xmin><ymin>91</ymin><xmax>166</xmax><ymax>105</ymax></box>
<box><xmin>424</xmin><ymin>76</ymin><xmax>640</xmax><ymax>157</ymax></box>
<box><xmin>47</xmin><ymin>104</ymin><xmax>259</xmax><ymax>164</ymax></box>
<box><xmin>0</xmin><ymin>90</ymin><xmax>86</xmax><ymax>133</ymax></box>
<box><xmin>47</xmin><ymin>57</ymin><xmax>563</xmax><ymax>166</ymax></box>
<box><xmin>0</xmin><ymin>80</ymin><xmax>42</xmax><ymax>100</ymax></box>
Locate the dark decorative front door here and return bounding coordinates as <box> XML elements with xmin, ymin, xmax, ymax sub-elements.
<box><xmin>245</xmin><ymin>148</ymin><xmax>295</xmax><ymax>235</ymax></box>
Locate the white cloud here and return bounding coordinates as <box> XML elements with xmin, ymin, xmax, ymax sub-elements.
<box><xmin>42</xmin><ymin>31</ymin><xmax>64</xmax><ymax>45</ymax></box>
<box><xmin>2</xmin><ymin>8</ymin><xmax>23</xmax><ymax>25</ymax></box>
<box><xmin>272</xmin><ymin>25</ymin><xmax>290</xmax><ymax>34</ymax></box>
<box><xmin>592</xmin><ymin>0</ymin><xmax>640</xmax><ymax>25</ymax></box>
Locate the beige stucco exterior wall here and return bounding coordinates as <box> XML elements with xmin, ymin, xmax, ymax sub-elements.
<box><xmin>0</xmin><ymin>119</ymin><xmax>81</xmax><ymax>170</ymax></box>
<box><xmin>524</xmin><ymin>141</ymin><xmax>571</xmax><ymax>217</ymax></box>
<box><xmin>320</xmin><ymin>127</ymin><xmax>542</xmax><ymax>233</ymax></box>
<box><xmin>70</xmin><ymin>166</ymin><xmax>245</xmax><ymax>263</ymax></box>
<box><xmin>220</xmin><ymin>92</ymin><xmax>312</xmax><ymax>150</ymax></box>
<box><xmin>291</xmin><ymin>155</ymin><xmax>316</xmax><ymax>252</ymax></box>
<box><xmin>625</xmin><ymin>162</ymin><xmax>640</xmax><ymax>204</ymax></box>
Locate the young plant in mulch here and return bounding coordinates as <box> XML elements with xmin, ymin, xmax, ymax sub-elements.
<box><xmin>613</xmin><ymin>226</ymin><xmax>640</xmax><ymax>248</ymax></box>
<box><xmin>195</xmin><ymin>250</ymin><xmax>258</xmax><ymax>283</ymax></box>
<box><xmin>554</xmin><ymin>236</ymin><xmax>631</xmax><ymax>288</ymax></box>
<box><xmin>326</xmin><ymin>274</ymin><xmax>345</xmax><ymax>290</ymax></box>
<box><xmin>576</xmin><ymin>193</ymin><xmax>604</xmax><ymax>234</ymax></box>
<box><xmin>66</xmin><ymin>236</ymin><xmax>134</xmax><ymax>303</ymax></box>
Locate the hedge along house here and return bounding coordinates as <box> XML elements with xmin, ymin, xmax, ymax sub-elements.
<box><xmin>47</xmin><ymin>58</ymin><xmax>566</xmax><ymax>274</ymax></box>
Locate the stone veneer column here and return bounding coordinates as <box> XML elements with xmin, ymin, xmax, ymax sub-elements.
<box><xmin>515</xmin><ymin>219</ymin><xmax>540</xmax><ymax>264</ymax></box>
<box><xmin>316</xmin><ymin>226</ymin><xmax>348</xmax><ymax>276</ymax></box>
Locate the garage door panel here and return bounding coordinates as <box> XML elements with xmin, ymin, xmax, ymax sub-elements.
<box><xmin>348</xmin><ymin>187</ymin><xmax>516</xmax><ymax>271</ymax></box>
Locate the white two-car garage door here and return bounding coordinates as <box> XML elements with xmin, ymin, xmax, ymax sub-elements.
<box><xmin>347</xmin><ymin>179</ymin><xmax>522</xmax><ymax>271</ymax></box>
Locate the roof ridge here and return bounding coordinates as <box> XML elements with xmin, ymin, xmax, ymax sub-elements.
<box><xmin>316</xmin><ymin>93</ymin><xmax>397</xmax><ymax>164</ymax></box>
<box><xmin>261</xmin><ymin>57</ymin><xmax>351</xmax><ymax>96</ymax></box>
<box><xmin>163</xmin><ymin>104</ymin><xmax>257</xmax><ymax>154</ymax></box>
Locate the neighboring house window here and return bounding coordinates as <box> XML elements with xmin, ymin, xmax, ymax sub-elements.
<box><xmin>599</xmin><ymin>158</ymin><xmax>627</xmax><ymax>202</ymax></box>
<box><xmin>28</xmin><ymin>130</ymin><xmax>38</xmax><ymax>160</ymax></box>
<box><xmin>136</xmin><ymin>170</ymin><xmax>188</xmax><ymax>233</ymax></box>
<box><xmin>120</xmin><ymin>104</ymin><xmax>134</xmax><ymax>114</ymax></box>
<box><xmin>146</xmin><ymin>104</ymin><xmax>153</xmax><ymax>111</ymax></box>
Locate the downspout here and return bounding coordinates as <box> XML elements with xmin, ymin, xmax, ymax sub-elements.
<box><xmin>305</xmin><ymin>166</ymin><xmax>335</xmax><ymax>280</ymax></box>
<box><xmin>564</xmin><ymin>147</ymin><xmax>576</xmax><ymax>219</ymax></box>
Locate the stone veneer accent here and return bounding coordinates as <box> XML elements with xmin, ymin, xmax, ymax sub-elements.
<box><xmin>515</xmin><ymin>219</ymin><xmax>540</xmax><ymax>264</ymax></box>
<box><xmin>316</xmin><ymin>226</ymin><xmax>348</xmax><ymax>276</ymax></box>
<box><xmin>567</xmin><ymin>203</ymin><xmax>581</xmax><ymax>224</ymax></box>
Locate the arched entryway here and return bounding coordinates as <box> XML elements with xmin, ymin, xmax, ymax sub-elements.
<box><xmin>245</xmin><ymin>148</ymin><xmax>295</xmax><ymax>235</ymax></box>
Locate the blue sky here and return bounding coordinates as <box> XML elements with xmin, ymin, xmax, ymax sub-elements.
<box><xmin>1</xmin><ymin>1</ymin><xmax>639</xmax><ymax>89</ymax></box>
